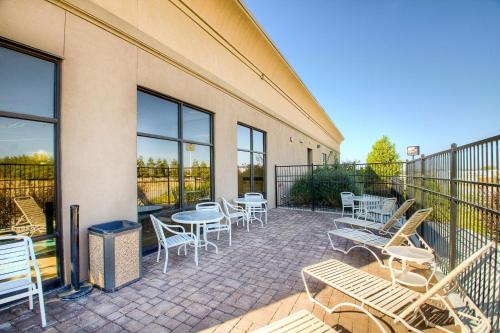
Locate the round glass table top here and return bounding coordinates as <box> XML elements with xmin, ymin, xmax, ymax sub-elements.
<box><xmin>171</xmin><ymin>210</ymin><xmax>224</xmax><ymax>224</ymax></box>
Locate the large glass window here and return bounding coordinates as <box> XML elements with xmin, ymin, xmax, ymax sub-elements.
<box><xmin>137</xmin><ymin>89</ymin><xmax>213</xmax><ymax>251</ymax></box>
<box><xmin>237</xmin><ymin>124</ymin><xmax>266</xmax><ymax>196</ymax></box>
<box><xmin>0</xmin><ymin>44</ymin><xmax>60</xmax><ymax>284</ymax></box>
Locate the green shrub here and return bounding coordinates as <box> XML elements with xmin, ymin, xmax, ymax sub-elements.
<box><xmin>290</xmin><ymin>165</ymin><xmax>363</xmax><ymax>208</ymax></box>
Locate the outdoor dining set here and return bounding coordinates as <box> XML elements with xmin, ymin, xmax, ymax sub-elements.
<box><xmin>0</xmin><ymin>190</ymin><xmax>495</xmax><ymax>332</ymax></box>
<box><xmin>150</xmin><ymin>192</ymin><xmax>268</xmax><ymax>273</ymax></box>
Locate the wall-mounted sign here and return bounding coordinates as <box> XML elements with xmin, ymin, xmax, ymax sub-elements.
<box><xmin>407</xmin><ymin>146</ymin><xmax>420</xmax><ymax>157</ymax></box>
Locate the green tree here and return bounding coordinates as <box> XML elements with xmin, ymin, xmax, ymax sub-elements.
<box><xmin>366</xmin><ymin>136</ymin><xmax>401</xmax><ymax>177</ymax></box>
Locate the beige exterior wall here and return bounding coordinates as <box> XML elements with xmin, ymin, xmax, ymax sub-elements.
<box><xmin>0</xmin><ymin>0</ymin><xmax>342</xmax><ymax>283</ymax></box>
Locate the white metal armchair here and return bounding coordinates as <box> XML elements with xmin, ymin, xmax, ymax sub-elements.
<box><xmin>340</xmin><ymin>192</ymin><xmax>359</xmax><ymax>217</ymax></box>
<box><xmin>221</xmin><ymin>197</ymin><xmax>247</xmax><ymax>232</ymax></box>
<box><xmin>150</xmin><ymin>215</ymin><xmax>198</xmax><ymax>273</ymax></box>
<box><xmin>244</xmin><ymin>192</ymin><xmax>267</xmax><ymax>224</ymax></box>
<box><xmin>0</xmin><ymin>236</ymin><xmax>46</xmax><ymax>327</ymax></box>
<box><xmin>196</xmin><ymin>202</ymin><xmax>231</xmax><ymax>246</ymax></box>
<box><xmin>368</xmin><ymin>197</ymin><xmax>397</xmax><ymax>222</ymax></box>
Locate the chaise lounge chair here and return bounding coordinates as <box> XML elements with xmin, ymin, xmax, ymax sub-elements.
<box><xmin>302</xmin><ymin>242</ymin><xmax>494</xmax><ymax>333</ymax></box>
<box><xmin>328</xmin><ymin>208</ymin><xmax>433</xmax><ymax>267</ymax></box>
<box><xmin>333</xmin><ymin>198</ymin><xmax>415</xmax><ymax>234</ymax></box>
<box><xmin>251</xmin><ymin>307</ymin><xmax>385</xmax><ymax>333</ymax></box>
<box><xmin>13</xmin><ymin>196</ymin><xmax>47</xmax><ymax>236</ymax></box>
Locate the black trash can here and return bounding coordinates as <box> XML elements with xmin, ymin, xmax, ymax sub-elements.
<box><xmin>88</xmin><ymin>220</ymin><xmax>142</xmax><ymax>292</ymax></box>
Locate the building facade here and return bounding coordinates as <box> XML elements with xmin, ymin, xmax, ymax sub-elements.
<box><xmin>0</xmin><ymin>0</ymin><xmax>343</xmax><ymax>287</ymax></box>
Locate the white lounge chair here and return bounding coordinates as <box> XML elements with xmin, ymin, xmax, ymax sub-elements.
<box><xmin>328</xmin><ymin>207</ymin><xmax>432</xmax><ymax>267</ymax></box>
<box><xmin>196</xmin><ymin>202</ymin><xmax>231</xmax><ymax>246</ymax></box>
<box><xmin>251</xmin><ymin>308</ymin><xmax>385</xmax><ymax>333</ymax></box>
<box><xmin>150</xmin><ymin>215</ymin><xmax>197</xmax><ymax>273</ymax></box>
<box><xmin>13</xmin><ymin>196</ymin><xmax>47</xmax><ymax>236</ymax></box>
<box><xmin>0</xmin><ymin>236</ymin><xmax>46</xmax><ymax>327</ymax></box>
<box><xmin>333</xmin><ymin>199</ymin><xmax>415</xmax><ymax>234</ymax></box>
<box><xmin>302</xmin><ymin>242</ymin><xmax>494</xmax><ymax>333</ymax></box>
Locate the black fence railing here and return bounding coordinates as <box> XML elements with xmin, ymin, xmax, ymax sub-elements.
<box><xmin>137</xmin><ymin>166</ymin><xmax>211</xmax><ymax>208</ymax></box>
<box><xmin>276</xmin><ymin>135</ymin><xmax>499</xmax><ymax>330</ymax></box>
<box><xmin>0</xmin><ymin>163</ymin><xmax>55</xmax><ymax>232</ymax></box>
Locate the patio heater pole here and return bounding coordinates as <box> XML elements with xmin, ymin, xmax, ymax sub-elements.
<box><xmin>59</xmin><ymin>205</ymin><xmax>93</xmax><ymax>300</ymax></box>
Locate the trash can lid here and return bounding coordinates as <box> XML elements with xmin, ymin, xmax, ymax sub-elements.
<box><xmin>88</xmin><ymin>220</ymin><xmax>141</xmax><ymax>234</ymax></box>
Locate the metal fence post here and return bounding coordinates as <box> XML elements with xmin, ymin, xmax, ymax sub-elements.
<box><xmin>310</xmin><ymin>164</ymin><xmax>315</xmax><ymax>211</ymax></box>
<box><xmin>420</xmin><ymin>155</ymin><xmax>425</xmax><ymax>210</ymax></box>
<box><xmin>449</xmin><ymin>143</ymin><xmax>458</xmax><ymax>271</ymax></box>
<box><xmin>274</xmin><ymin>165</ymin><xmax>278</xmax><ymax>208</ymax></box>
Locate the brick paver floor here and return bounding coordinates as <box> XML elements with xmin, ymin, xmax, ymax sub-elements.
<box><xmin>0</xmin><ymin>209</ymin><xmax>453</xmax><ymax>332</ymax></box>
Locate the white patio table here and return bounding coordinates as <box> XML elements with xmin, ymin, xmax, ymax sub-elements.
<box><xmin>386</xmin><ymin>245</ymin><xmax>436</xmax><ymax>291</ymax></box>
<box><xmin>233</xmin><ymin>197</ymin><xmax>267</xmax><ymax>231</ymax></box>
<box><xmin>171</xmin><ymin>210</ymin><xmax>224</xmax><ymax>260</ymax></box>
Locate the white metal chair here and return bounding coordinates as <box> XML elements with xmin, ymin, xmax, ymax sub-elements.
<box><xmin>340</xmin><ymin>192</ymin><xmax>359</xmax><ymax>217</ymax></box>
<box><xmin>302</xmin><ymin>242</ymin><xmax>494</xmax><ymax>333</ymax></box>
<box><xmin>150</xmin><ymin>215</ymin><xmax>197</xmax><ymax>273</ymax></box>
<box><xmin>221</xmin><ymin>197</ymin><xmax>247</xmax><ymax>231</ymax></box>
<box><xmin>196</xmin><ymin>202</ymin><xmax>231</xmax><ymax>246</ymax></box>
<box><xmin>328</xmin><ymin>208</ymin><xmax>433</xmax><ymax>267</ymax></box>
<box><xmin>244</xmin><ymin>192</ymin><xmax>267</xmax><ymax>225</ymax></box>
<box><xmin>369</xmin><ymin>197</ymin><xmax>397</xmax><ymax>222</ymax></box>
<box><xmin>333</xmin><ymin>199</ymin><xmax>415</xmax><ymax>234</ymax></box>
<box><xmin>0</xmin><ymin>236</ymin><xmax>46</xmax><ymax>327</ymax></box>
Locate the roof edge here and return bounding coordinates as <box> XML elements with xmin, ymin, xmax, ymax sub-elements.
<box><xmin>236</xmin><ymin>0</ymin><xmax>344</xmax><ymax>142</ymax></box>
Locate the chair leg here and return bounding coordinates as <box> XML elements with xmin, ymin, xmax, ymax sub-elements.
<box><xmin>156</xmin><ymin>244</ymin><xmax>161</xmax><ymax>263</ymax></box>
<box><xmin>38</xmin><ymin>290</ymin><xmax>46</xmax><ymax>327</ymax></box>
<box><xmin>342</xmin><ymin>206</ymin><xmax>344</xmax><ymax>217</ymax></box>
<box><xmin>217</xmin><ymin>230</ymin><xmax>220</xmax><ymax>240</ymax></box>
<box><xmin>229</xmin><ymin>227</ymin><xmax>232</xmax><ymax>246</ymax></box>
<box><xmin>28</xmin><ymin>286</ymin><xmax>33</xmax><ymax>310</ymax></box>
<box><xmin>163</xmin><ymin>248</ymin><xmax>168</xmax><ymax>273</ymax></box>
<box><xmin>184</xmin><ymin>244</ymin><xmax>187</xmax><ymax>256</ymax></box>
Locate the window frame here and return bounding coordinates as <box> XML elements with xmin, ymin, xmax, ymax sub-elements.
<box><xmin>136</xmin><ymin>87</ymin><xmax>215</xmax><ymax>209</ymax></box>
<box><xmin>237</xmin><ymin>123</ymin><xmax>267</xmax><ymax>197</ymax></box>
<box><xmin>0</xmin><ymin>37</ymin><xmax>63</xmax><ymax>290</ymax></box>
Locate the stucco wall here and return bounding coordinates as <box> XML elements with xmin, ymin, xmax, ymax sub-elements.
<box><xmin>0</xmin><ymin>0</ymin><xmax>340</xmax><ymax>283</ymax></box>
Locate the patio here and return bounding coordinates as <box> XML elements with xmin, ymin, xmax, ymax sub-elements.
<box><xmin>1</xmin><ymin>209</ymin><xmax>451</xmax><ymax>333</ymax></box>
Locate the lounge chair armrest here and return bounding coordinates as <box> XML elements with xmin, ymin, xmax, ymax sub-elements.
<box><xmin>330</xmin><ymin>303</ymin><xmax>387</xmax><ymax>333</ymax></box>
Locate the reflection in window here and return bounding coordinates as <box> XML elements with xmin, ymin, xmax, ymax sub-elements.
<box><xmin>237</xmin><ymin>151</ymin><xmax>251</xmax><ymax>195</ymax></box>
<box><xmin>237</xmin><ymin>125</ymin><xmax>251</xmax><ymax>150</ymax></box>
<box><xmin>237</xmin><ymin>124</ymin><xmax>266</xmax><ymax>196</ymax></box>
<box><xmin>183</xmin><ymin>144</ymin><xmax>211</xmax><ymax>205</ymax></box>
<box><xmin>136</xmin><ymin>90</ymin><xmax>213</xmax><ymax>251</ymax></box>
<box><xmin>137</xmin><ymin>91</ymin><xmax>178</xmax><ymax>137</ymax></box>
<box><xmin>137</xmin><ymin>137</ymin><xmax>179</xmax><ymax>208</ymax></box>
<box><xmin>183</xmin><ymin>107</ymin><xmax>210</xmax><ymax>143</ymax></box>
<box><xmin>0</xmin><ymin>46</ymin><xmax>55</xmax><ymax>118</ymax></box>
<box><xmin>0</xmin><ymin>45</ymin><xmax>59</xmax><ymax>283</ymax></box>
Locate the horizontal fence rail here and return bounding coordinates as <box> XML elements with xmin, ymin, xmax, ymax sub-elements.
<box><xmin>276</xmin><ymin>135</ymin><xmax>499</xmax><ymax>330</ymax></box>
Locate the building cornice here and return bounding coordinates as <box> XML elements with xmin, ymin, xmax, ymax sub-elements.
<box><xmin>45</xmin><ymin>0</ymin><xmax>342</xmax><ymax>150</ymax></box>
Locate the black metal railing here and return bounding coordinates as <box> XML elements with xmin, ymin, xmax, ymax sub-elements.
<box><xmin>276</xmin><ymin>135</ymin><xmax>499</xmax><ymax>330</ymax></box>
<box><xmin>137</xmin><ymin>166</ymin><xmax>211</xmax><ymax>208</ymax></box>
<box><xmin>0</xmin><ymin>163</ymin><xmax>55</xmax><ymax>232</ymax></box>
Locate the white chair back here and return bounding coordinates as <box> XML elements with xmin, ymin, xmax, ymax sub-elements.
<box><xmin>196</xmin><ymin>202</ymin><xmax>222</xmax><ymax>213</ymax></box>
<box><xmin>220</xmin><ymin>198</ymin><xmax>231</xmax><ymax>218</ymax></box>
<box><xmin>244</xmin><ymin>192</ymin><xmax>263</xmax><ymax>200</ymax></box>
<box><xmin>0</xmin><ymin>236</ymin><xmax>33</xmax><ymax>284</ymax></box>
<box><xmin>381</xmin><ymin>197</ymin><xmax>397</xmax><ymax>213</ymax></box>
<box><xmin>340</xmin><ymin>192</ymin><xmax>354</xmax><ymax>206</ymax></box>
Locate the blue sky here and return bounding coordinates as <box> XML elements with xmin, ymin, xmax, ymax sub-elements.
<box><xmin>244</xmin><ymin>0</ymin><xmax>500</xmax><ymax>162</ymax></box>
